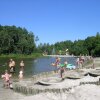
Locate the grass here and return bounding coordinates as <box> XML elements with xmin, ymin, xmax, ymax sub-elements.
<box><xmin>0</xmin><ymin>53</ymin><xmax>42</xmax><ymax>59</ymax></box>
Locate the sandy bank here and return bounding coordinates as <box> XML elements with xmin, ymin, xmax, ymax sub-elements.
<box><xmin>0</xmin><ymin>57</ymin><xmax>100</xmax><ymax>100</ymax></box>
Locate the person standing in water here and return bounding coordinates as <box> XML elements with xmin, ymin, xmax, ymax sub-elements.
<box><xmin>19</xmin><ymin>60</ymin><xmax>24</xmax><ymax>71</ymax></box>
<box><xmin>9</xmin><ymin>59</ymin><xmax>16</xmax><ymax>74</ymax></box>
<box><xmin>19</xmin><ymin>60</ymin><xmax>24</xmax><ymax>80</ymax></box>
<box><xmin>18</xmin><ymin>70</ymin><xmax>23</xmax><ymax>80</ymax></box>
<box><xmin>51</xmin><ymin>57</ymin><xmax>61</xmax><ymax>73</ymax></box>
<box><xmin>51</xmin><ymin>57</ymin><xmax>61</xmax><ymax>67</ymax></box>
<box><xmin>76</xmin><ymin>58</ymin><xmax>80</xmax><ymax>68</ymax></box>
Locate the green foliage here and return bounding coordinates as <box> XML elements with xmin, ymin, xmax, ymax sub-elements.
<box><xmin>0</xmin><ymin>25</ymin><xmax>100</xmax><ymax>57</ymax></box>
<box><xmin>84</xmin><ymin>36</ymin><xmax>96</xmax><ymax>55</ymax></box>
<box><xmin>0</xmin><ymin>25</ymin><xmax>36</xmax><ymax>55</ymax></box>
<box><xmin>37</xmin><ymin>32</ymin><xmax>100</xmax><ymax>57</ymax></box>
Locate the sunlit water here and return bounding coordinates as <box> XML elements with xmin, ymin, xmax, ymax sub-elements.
<box><xmin>0</xmin><ymin>57</ymin><xmax>77</xmax><ymax>77</ymax></box>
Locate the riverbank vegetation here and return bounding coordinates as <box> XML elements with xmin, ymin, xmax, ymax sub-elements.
<box><xmin>0</xmin><ymin>53</ymin><xmax>42</xmax><ymax>58</ymax></box>
<box><xmin>0</xmin><ymin>25</ymin><xmax>42</xmax><ymax>58</ymax></box>
<box><xmin>37</xmin><ymin>33</ymin><xmax>100</xmax><ymax>57</ymax></box>
<box><xmin>0</xmin><ymin>25</ymin><xmax>100</xmax><ymax>57</ymax></box>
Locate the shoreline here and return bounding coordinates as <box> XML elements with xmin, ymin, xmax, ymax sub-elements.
<box><xmin>0</xmin><ymin>57</ymin><xmax>100</xmax><ymax>100</ymax></box>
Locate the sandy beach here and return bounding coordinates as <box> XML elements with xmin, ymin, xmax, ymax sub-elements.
<box><xmin>20</xmin><ymin>84</ymin><xmax>100</xmax><ymax>100</ymax></box>
<box><xmin>0</xmin><ymin>80</ymin><xmax>24</xmax><ymax>100</ymax></box>
<box><xmin>0</xmin><ymin>57</ymin><xmax>100</xmax><ymax>100</ymax></box>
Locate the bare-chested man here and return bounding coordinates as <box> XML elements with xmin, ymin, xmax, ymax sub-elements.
<box><xmin>9</xmin><ymin>59</ymin><xmax>16</xmax><ymax>73</ymax></box>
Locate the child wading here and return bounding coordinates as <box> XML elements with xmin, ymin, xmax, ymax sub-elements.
<box><xmin>20</xmin><ymin>60</ymin><xmax>24</xmax><ymax>71</ymax></box>
<box><xmin>1</xmin><ymin>70</ymin><xmax>12</xmax><ymax>88</ymax></box>
<box><xmin>59</xmin><ymin>64</ymin><xmax>66</xmax><ymax>79</ymax></box>
<box><xmin>18</xmin><ymin>70</ymin><xmax>23</xmax><ymax>80</ymax></box>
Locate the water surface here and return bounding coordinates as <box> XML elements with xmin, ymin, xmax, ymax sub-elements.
<box><xmin>0</xmin><ymin>57</ymin><xmax>77</xmax><ymax>77</ymax></box>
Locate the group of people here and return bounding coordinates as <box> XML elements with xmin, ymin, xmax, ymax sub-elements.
<box><xmin>51</xmin><ymin>57</ymin><xmax>68</xmax><ymax>79</ymax></box>
<box><xmin>76</xmin><ymin>55</ymin><xmax>95</xmax><ymax>69</ymax></box>
<box><xmin>1</xmin><ymin>59</ymin><xmax>25</xmax><ymax>88</ymax></box>
<box><xmin>51</xmin><ymin>57</ymin><xmax>84</xmax><ymax>78</ymax></box>
<box><xmin>1</xmin><ymin>56</ymin><xmax>94</xmax><ymax>88</ymax></box>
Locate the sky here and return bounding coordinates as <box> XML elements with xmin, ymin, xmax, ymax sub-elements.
<box><xmin>0</xmin><ymin>0</ymin><xmax>100</xmax><ymax>45</ymax></box>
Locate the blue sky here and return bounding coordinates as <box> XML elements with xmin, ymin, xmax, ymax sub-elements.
<box><xmin>0</xmin><ymin>0</ymin><xmax>100</xmax><ymax>45</ymax></box>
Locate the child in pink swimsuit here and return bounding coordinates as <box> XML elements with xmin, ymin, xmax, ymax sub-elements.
<box><xmin>1</xmin><ymin>70</ymin><xmax>12</xmax><ymax>88</ymax></box>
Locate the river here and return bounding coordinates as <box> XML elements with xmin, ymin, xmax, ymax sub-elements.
<box><xmin>0</xmin><ymin>57</ymin><xmax>77</xmax><ymax>77</ymax></box>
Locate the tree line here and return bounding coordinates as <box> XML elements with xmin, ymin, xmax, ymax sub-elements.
<box><xmin>0</xmin><ymin>25</ymin><xmax>100</xmax><ymax>57</ymax></box>
<box><xmin>37</xmin><ymin>32</ymin><xmax>100</xmax><ymax>57</ymax></box>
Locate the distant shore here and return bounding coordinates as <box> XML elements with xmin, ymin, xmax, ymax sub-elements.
<box><xmin>0</xmin><ymin>53</ymin><xmax>42</xmax><ymax>59</ymax></box>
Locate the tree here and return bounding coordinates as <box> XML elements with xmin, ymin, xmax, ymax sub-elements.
<box><xmin>0</xmin><ymin>25</ymin><xmax>36</xmax><ymax>54</ymax></box>
<box><xmin>84</xmin><ymin>36</ymin><xmax>96</xmax><ymax>55</ymax></box>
